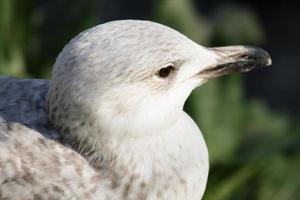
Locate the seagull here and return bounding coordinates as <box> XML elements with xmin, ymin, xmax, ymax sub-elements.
<box><xmin>0</xmin><ymin>20</ymin><xmax>271</xmax><ymax>200</ymax></box>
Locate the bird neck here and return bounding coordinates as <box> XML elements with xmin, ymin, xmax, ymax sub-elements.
<box><xmin>64</xmin><ymin>111</ymin><xmax>208</xmax><ymax>197</ymax></box>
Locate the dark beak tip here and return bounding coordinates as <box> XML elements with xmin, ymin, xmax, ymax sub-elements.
<box><xmin>265</xmin><ymin>51</ymin><xmax>272</xmax><ymax>66</ymax></box>
<box><xmin>243</xmin><ymin>45</ymin><xmax>272</xmax><ymax>68</ymax></box>
<box><xmin>199</xmin><ymin>45</ymin><xmax>272</xmax><ymax>79</ymax></box>
<box><xmin>266</xmin><ymin>57</ymin><xmax>272</xmax><ymax>66</ymax></box>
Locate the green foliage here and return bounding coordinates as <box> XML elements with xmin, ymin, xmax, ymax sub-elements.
<box><xmin>0</xmin><ymin>0</ymin><xmax>30</xmax><ymax>77</ymax></box>
<box><xmin>153</xmin><ymin>0</ymin><xmax>212</xmax><ymax>44</ymax></box>
<box><xmin>212</xmin><ymin>4</ymin><xmax>265</xmax><ymax>45</ymax></box>
<box><xmin>0</xmin><ymin>0</ymin><xmax>299</xmax><ymax>199</ymax></box>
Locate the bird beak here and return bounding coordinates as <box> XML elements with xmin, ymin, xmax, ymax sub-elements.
<box><xmin>198</xmin><ymin>45</ymin><xmax>272</xmax><ymax>79</ymax></box>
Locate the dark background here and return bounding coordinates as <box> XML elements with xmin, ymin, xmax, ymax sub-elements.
<box><xmin>0</xmin><ymin>0</ymin><xmax>299</xmax><ymax>199</ymax></box>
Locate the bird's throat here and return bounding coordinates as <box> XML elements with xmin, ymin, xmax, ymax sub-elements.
<box><xmin>58</xmin><ymin>111</ymin><xmax>208</xmax><ymax>199</ymax></box>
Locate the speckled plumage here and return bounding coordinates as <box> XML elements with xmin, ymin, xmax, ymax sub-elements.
<box><xmin>0</xmin><ymin>20</ymin><xmax>271</xmax><ymax>200</ymax></box>
<box><xmin>0</xmin><ymin>78</ymin><xmax>208</xmax><ymax>200</ymax></box>
<box><xmin>0</xmin><ymin>78</ymin><xmax>207</xmax><ymax>199</ymax></box>
<box><xmin>0</xmin><ymin>117</ymin><xmax>103</xmax><ymax>199</ymax></box>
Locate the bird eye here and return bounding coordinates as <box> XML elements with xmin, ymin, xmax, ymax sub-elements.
<box><xmin>158</xmin><ymin>65</ymin><xmax>175</xmax><ymax>78</ymax></box>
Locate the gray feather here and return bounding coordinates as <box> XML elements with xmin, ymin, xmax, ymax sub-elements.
<box><xmin>0</xmin><ymin>77</ymin><xmax>60</xmax><ymax>140</ymax></box>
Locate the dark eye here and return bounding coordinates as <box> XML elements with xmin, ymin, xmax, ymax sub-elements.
<box><xmin>158</xmin><ymin>65</ymin><xmax>175</xmax><ymax>78</ymax></box>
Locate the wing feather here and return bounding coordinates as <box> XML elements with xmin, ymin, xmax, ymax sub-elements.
<box><xmin>0</xmin><ymin>77</ymin><xmax>60</xmax><ymax>140</ymax></box>
<box><xmin>0</xmin><ymin>118</ymin><xmax>106</xmax><ymax>199</ymax></box>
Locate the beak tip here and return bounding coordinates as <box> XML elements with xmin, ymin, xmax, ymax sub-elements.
<box><xmin>200</xmin><ymin>45</ymin><xmax>272</xmax><ymax>79</ymax></box>
<box><xmin>243</xmin><ymin>45</ymin><xmax>272</xmax><ymax>68</ymax></box>
<box><xmin>266</xmin><ymin>57</ymin><xmax>272</xmax><ymax>66</ymax></box>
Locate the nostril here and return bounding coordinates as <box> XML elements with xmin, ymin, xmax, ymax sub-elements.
<box><xmin>240</xmin><ymin>54</ymin><xmax>250</xmax><ymax>59</ymax></box>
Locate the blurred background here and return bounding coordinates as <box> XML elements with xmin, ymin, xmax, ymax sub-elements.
<box><xmin>0</xmin><ymin>0</ymin><xmax>299</xmax><ymax>199</ymax></box>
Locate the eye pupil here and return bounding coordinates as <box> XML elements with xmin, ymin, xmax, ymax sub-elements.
<box><xmin>158</xmin><ymin>66</ymin><xmax>174</xmax><ymax>78</ymax></box>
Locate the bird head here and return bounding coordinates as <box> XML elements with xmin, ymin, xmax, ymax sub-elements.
<box><xmin>48</xmin><ymin>20</ymin><xmax>271</xmax><ymax>140</ymax></box>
